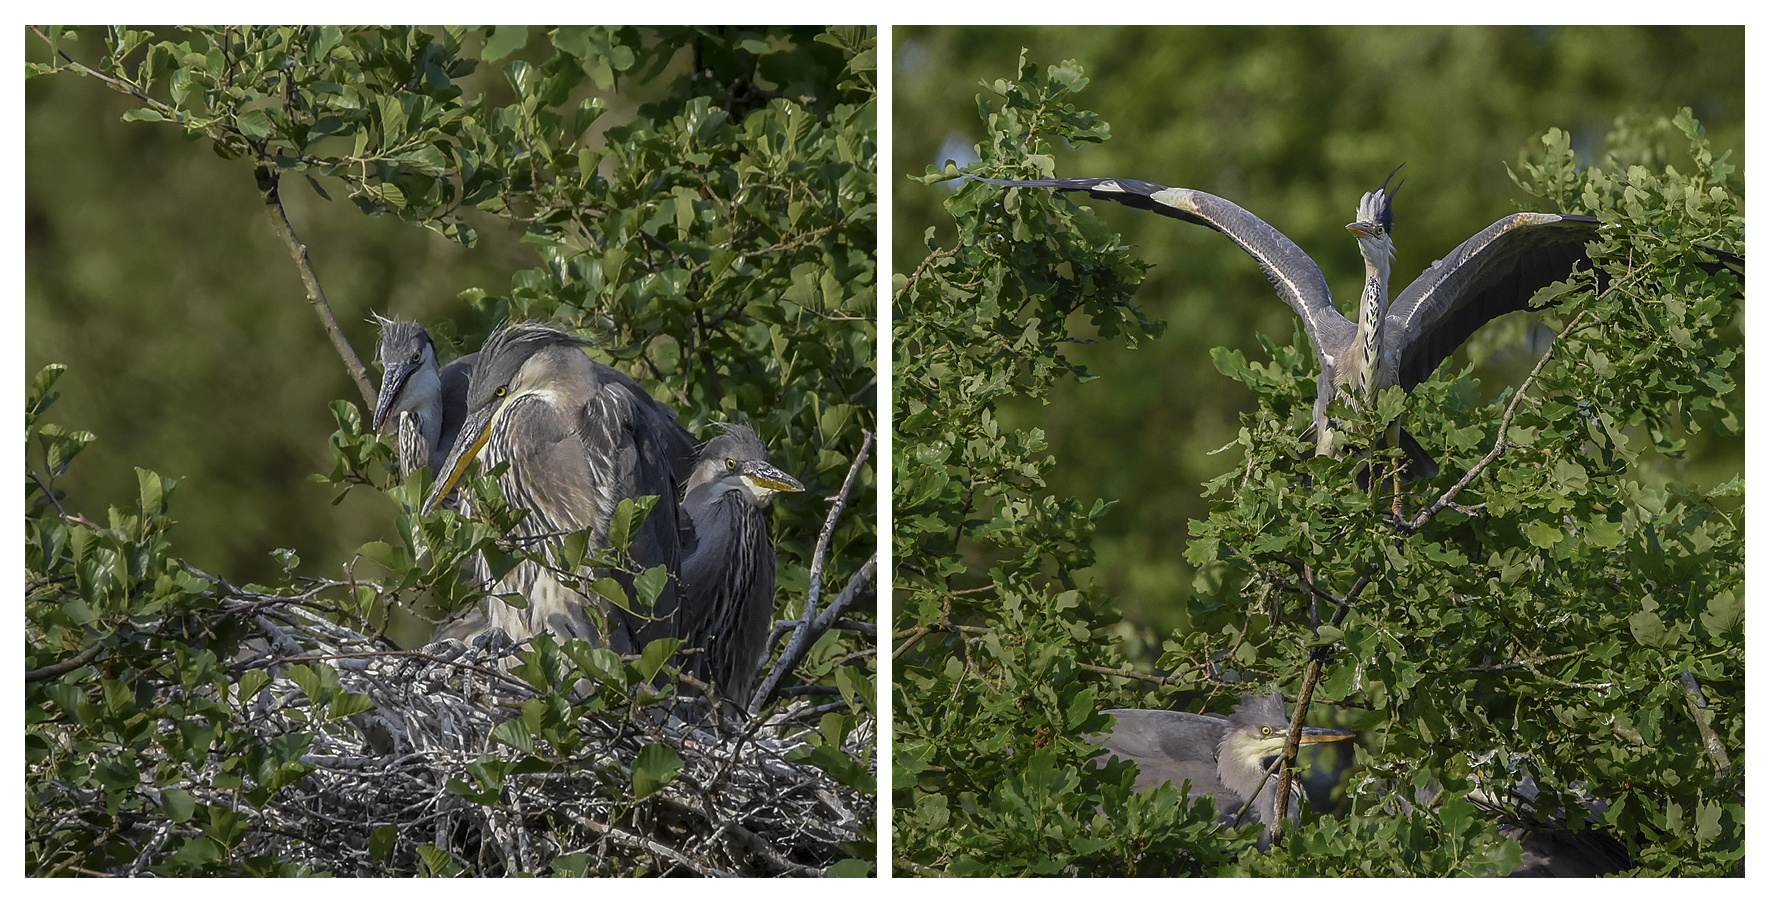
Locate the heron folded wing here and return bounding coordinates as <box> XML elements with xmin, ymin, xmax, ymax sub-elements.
<box><xmin>1096</xmin><ymin>708</ymin><xmax>1240</xmax><ymax>815</ymax></box>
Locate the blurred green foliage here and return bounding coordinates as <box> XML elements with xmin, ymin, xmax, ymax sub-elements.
<box><xmin>27</xmin><ymin>25</ymin><xmax>875</xmax><ymax>876</ymax></box>
<box><xmin>894</xmin><ymin>25</ymin><xmax>1743</xmax><ymax>635</ymax></box>
<box><xmin>893</xmin><ymin>46</ymin><xmax>1740</xmax><ymax>876</ymax></box>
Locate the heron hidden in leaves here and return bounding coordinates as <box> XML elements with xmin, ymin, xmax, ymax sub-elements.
<box><xmin>423</xmin><ymin>323</ymin><xmax>698</xmax><ymax>653</ymax></box>
<box><xmin>676</xmin><ymin>423</ymin><xmax>804</xmax><ymax>707</ymax></box>
<box><xmin>972</xmin><ymin>166</ymin><xmax>1602</xmax><ymax>482</ymax></box>
<box><xmin>1097</xmin><ymin>690</ymin><xmax>1354</xmax><ymax>845</ymax></box>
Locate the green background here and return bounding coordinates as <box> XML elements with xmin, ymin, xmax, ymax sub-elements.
<box><xmin>24</xmin><ymin>32</ymin><xmax>676</xmax><ymax>588</ymax></box>
<box><xmin>893</xmin><ymin>25</ymin><xmax>1744</xmax><ymax>636</ymax></box>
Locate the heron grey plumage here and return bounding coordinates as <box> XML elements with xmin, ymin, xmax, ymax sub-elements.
<box><xmin>677</xmin><ymin>424</ymin><xmax>804</xmax><ymax>707</ymax></box>
<box><xmin>371</xmin><ymin>316</ymin><xmax>478</xmax><ymax>479</ymax></box>
<box><xmin>424</xmin><ymin>323</ymin><xmax>698</xmax><ymax>653</ymax></box>
<box><xmin>1097</xmin><ymin>691</ymin><xmax>1354</xmax><ymax>844</ymax></box>
<box><xmin>971</xmin><ymin>169</ymin><xmax>1603</xmax><ymax>481</ymax></box>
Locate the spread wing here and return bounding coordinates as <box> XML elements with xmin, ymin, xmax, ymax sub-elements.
<box><xmin>1386</xmin><ymin>213</ymin><xmax>1600</xmax><ymax>391</ymax></box>
<box><xmin>972</xmin><ymin>175</ymin><xmax>1356</xmax><ymax>363</ymax></box>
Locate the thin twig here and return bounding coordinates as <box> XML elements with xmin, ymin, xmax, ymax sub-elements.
<box><xmin>253</xmin><ymin>163</ymin><xmax>376</xmax><ymax>408</ymax></box>
<box><xmin>1402</xmin><ymin>270</ymin><xmax>1636</xmax><ymax>532</ymax></box>
<box><xmin>1678</xmin><ymin>670</ymin><xmax>1732</xmax><ymax>779</ymax></box>
<box><xmin>1077</xmin><ymin>661</ymin><xmax>1208</xmax><ymax>687</ymax></box>
<box><xmin>749</xmin><ymin>554</ymin><xmax>876</xmax><ymax>714</ymax></box>
<box><xmin>24</xmin><ymin>640</ymin><xmax>107</xmax><ymax>683</ymax></box>
<box><xmin>1269</xmin><ymin>656</ymin><xmax>1327</xmax><ymax>840</ymax></box>
<box><xmin>807</xmin><ymin>429</ymin><xmax>873</xmax><ymax>612</ymax></box>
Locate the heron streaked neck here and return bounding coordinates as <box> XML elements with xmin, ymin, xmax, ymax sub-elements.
<box><xmin>1348</xmin><ymin>234</ymin><xmax>1394</xmax><ymax>405</ymax></box>
<box><xmin>400</xmin><ymin>363</ymin><xmax>446</xmax><ymax>454</ymax></box>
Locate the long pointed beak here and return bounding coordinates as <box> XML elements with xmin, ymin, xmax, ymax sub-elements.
<box><xmin>740</xmin><ymin>461</ymin><xmax>804</xmax><ymax>500</ymax></box>
<box><xmin>1345</xmin><ymin>221</ymin><xmax>1378</xmax><ymax>241</ymax></box>
<box><xmin>371</xmin><ymin>362</ymin><xmax>418</xmax><ymax>432</ymax></box>
<box><xmin>1297</xmin><ymin>725</ymin><xmax>1356</xmax><ymax>745</ymax></box>
<box><xmin>422</xmin><ymin>405</ymin><xmax>496</xmax><ymax>514</ymax></box>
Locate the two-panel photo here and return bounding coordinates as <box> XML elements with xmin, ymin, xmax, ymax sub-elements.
<box><xmin>23</xmin><ymin>25</ymin><xmax>1742</xmax><ymax>879</ymax></box>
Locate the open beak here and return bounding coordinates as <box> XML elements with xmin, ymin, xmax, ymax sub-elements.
<box><xmin>740</xmin><ymin>460</ymin><xmax>804</xmax><ymax>501</ymax></box>
<box><xmin>422</xmin><ymin>405</ymin><xmax>496</xmax><ymax>514</ymax></box>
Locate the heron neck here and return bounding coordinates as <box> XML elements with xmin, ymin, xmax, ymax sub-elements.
<box><xmin>1350</xmin><ymin>252</ymin><xmax>1392</xmax><ymax>403</ymax></box>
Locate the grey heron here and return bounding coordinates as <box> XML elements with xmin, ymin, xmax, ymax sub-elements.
<box><xmin>423</xmin><ymin>323</ymin><xmax>698</xmax><ymax>653</ymax></box>
<box><xmin>972</xmin><ymin>169</ymin><xmax>1602</xmax><ymax>482</ymax></box>
<box><xmin>676</xmin><ymin>424</ymin><xmax>804</xmax><ymax>707</ymax></box>
<box><xmin>371</xmin><ymin>315</ymin><xmax>479</xmax><ymax>480</ymax></box>
<box><xmin>1097</xmin><ymin>691</ymin><xmax>1354</xmax><ymax>845</ymax></box>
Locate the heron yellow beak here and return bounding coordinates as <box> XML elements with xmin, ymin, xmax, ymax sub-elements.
<box><xmin>739</xmin><ymin>461</ymin><xmax>804</xmax><ymax>501</ymax></box>
<box><xmin>1296</xmin><ymin>725</ymin><xmax>1357</xmax><ymax>745</ymax></box>
<box><xmin>423</xmin><ymin>405</ymin><xmax>497</xmax><ymax>514</ymax></box>
<box><xmin>1345</xmin><ymin>221</ymin><xmax>1378</xmax><ymax>241</ymax></box>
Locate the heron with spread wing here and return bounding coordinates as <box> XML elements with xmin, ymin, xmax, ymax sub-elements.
<box><xmin>972</xmin><ymin>167</ymin><xmax>1602</xmax><ymax>482</ymax></box>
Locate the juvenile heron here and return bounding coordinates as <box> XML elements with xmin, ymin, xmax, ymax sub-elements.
<box><xmin>1098</xmin><ymin>691</ymin><xmax>1354</xmax><ymax>844</ymax></box>
<box><xmin>972</xmin><ymin>168</ymin><xmax>1602</xmax><ymax>481</ymax></box>
<box><xmin>424</xmin><ymin>323</ymin><xmax>698</xmax><ymax>652</ymax></box>
<box><xmin>676</xmin><ymin>424</ymin><xmax>804</xmax><ymax>706</ymax></box>
<box><xmin>371</xmin><ymin>315</ymin><xmax>478</xmax><ymax>479</ymax></box>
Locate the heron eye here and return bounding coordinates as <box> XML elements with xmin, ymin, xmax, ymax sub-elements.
<box><xmin>725</xmin><ymin>457</ymin><xmax>736</xmax><ymax>470</ymax></box>
<box><xmin>409</xmin><ymin>352</ymin><xmax>422</xmax><ymax>364</ymax></box>
<box><xmin>495</xmin><ymin>386</ymin><xmax>508</xmax><ymax>397</ymax></box>
<box><xmin>1262</xmin><ymin>726</ymin><xmax>1273</xmax><ymax>736</ymax></box>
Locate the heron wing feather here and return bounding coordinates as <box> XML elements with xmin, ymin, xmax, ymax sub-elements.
<box><xmin>971</xmin><ymin>175</ymin><xmax>1356</xmax><ymax>361</ymax></box>
<box><xmin>1096</xmin><ymin>708</ymin><xmax>1239</xmax><ymax>815</ymax></box>
<box><xmin>1387</xmin><ymin>213</ymin><xmax>1600</xmax><ymax>392</ymax></box>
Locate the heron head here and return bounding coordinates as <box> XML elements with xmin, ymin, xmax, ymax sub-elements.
<box><xmin>423</xmin><ymin>324</ymin><xmax>590</xmax><ymax>513</ymax></box>
<box><xmin>1219</xmin><ymin>690</ymin><xmax>1356</xmax><ymax>783</ymax></box>
<box><xmin>1346</xmin><ymin>164</ymin><xmax>1403</xmax><ymax>270</ymax></box>
<box><xmin>371</xmin><ymin>318</ymin><xmax>439</xmax><ymax>432</ymax></box>
<box><xmin>691</xmin><ymin>424</ymin><xmax>804</xmax><ymax>507</ymax></box>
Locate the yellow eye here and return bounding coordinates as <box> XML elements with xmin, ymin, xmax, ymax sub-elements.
<box><xmin>409</xmin><ymin>352</ymin><xmax>422</xmax><ymax>364</ymax></box>
<box><xmin>1261</xmin><ymin>726</ymin><xmax>1273</xmax><ymax>736</ymax></box>
<box><xmin>725</xmin><ymin>457</ymin><xmax>737</xmax><ymax>470</ymax></box>
<box><xmin>495</xmin><ymin>386</ymin><xmax>508</xmax><ymax>397</ymax></box>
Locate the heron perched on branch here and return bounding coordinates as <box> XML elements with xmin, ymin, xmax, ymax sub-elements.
<box><xmin>677</xmin><ymin>424</ymin><xmax>804</xmax><ymax>706</ymax></box>
<box><xmin>1097</xmin><ymin>691</ymin><xmax>1353</xmax><ymax>845</ymax></box>
<box><xmin>371</xmin><ymin>315</ymin><xmax>478</xmax><ymax>480</ymax></box>
<box><xmin>972</xmin><ymin>167</ymin><xmax>1603</xmax><ymax>481</ymax></box>
<box><xmin>424</xmin><ymin>323</ymin><xmax>698</xmax><ymax>653</ymax></box>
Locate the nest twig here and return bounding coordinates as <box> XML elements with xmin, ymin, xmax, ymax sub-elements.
<box><xmin>109</xmin><ymin>594</ymin><xmax>873</xmax><ymax>876</ymax></box>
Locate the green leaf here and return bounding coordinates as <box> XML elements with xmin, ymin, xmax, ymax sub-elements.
<box><xmin>160</xmin><ymin>787</ymin><xmax>196</xmax><ymax>822</ymax></box>
<box><xmin>482</xmin><ymin>25</ymin><xmax>530</xmax><ymax>62</ymax></box>
<box><xmin>636</xmin><ymin>637</ymin><xmax>683</xmax><ymax>684</ymax></box>
<box><xmin>1628</xmin><ymin>609</ymin><xmax>1667</xmax><ymax>648</ymax></box>
<box><xmin>824</xmin><ymin>858</ymin><xmax>873</xmax><ymax>877</ymax></box>
<box><xmin>630</xmin><ymin>743</ymin><xmax>683</xmax><ymax>799</ymax></box>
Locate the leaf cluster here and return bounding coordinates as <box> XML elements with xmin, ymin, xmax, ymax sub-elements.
<box><xmin>27</xmin><ymin>25</ymin><xmax>876</xmax><ymax>877</ymax></box>
<box><xmin>894</xmin><ymin>54</ymin><xmax>1742</xmax><ymax>876</ymax></box>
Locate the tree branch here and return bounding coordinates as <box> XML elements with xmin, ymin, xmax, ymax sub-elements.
<box><xmin>806</xmin><ymin>429</ymin><xmax>873</xmax><ymax>614</ymax></box>
<box><xmin>24</xmin><ymin>640</ymin><xmax>106</xmax><ymax>683</ymax></box>
<box><xmin>748</xmin><ymin>554</ymin><xmax>876</xmax><ymax>714</ymax></box>
<box><xmin>1269</xmin><ymin>655</ymin><xmax>1327</xmax><ymax>839</ymax></box>
<box><xmin>253</xmin><ymin>163</ymin><xmax>376</xmax><ymax>409</ymax></box>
